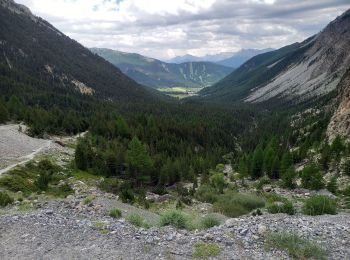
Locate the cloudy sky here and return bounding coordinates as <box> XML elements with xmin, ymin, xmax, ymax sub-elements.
<box><xmin>15</xmin><ymin>0</ymin><xmax>350</xmax><ymax>60</ymax></box>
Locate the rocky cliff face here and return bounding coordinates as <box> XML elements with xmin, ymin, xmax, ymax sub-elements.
<box><xmin>246</xmin><ymin>9</ymin><xmax>350</xmax><ymax>103</ymax></box>
<box><xmin>327</xmin><ymin>69</ymin><xmax>350</xmax><ymax>141</ymax></box>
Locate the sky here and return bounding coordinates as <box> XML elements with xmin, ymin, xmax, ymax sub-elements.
<box><xmin>15</xmin><ymin>0</ymin><xmax>350</xmax><ymax>60</ymax></box>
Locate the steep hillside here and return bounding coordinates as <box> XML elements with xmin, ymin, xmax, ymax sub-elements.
<box><xmin>200</xmin><ymin>9</ymin><xmax>350</xmax><ymax>106</ymax></box>
<box><xmin>0</xmin><ymin>0</ymin><xmax>156</xmax><ymax>103</ymax></box>
<box><xmin>90</xmin><ymin>48</ymin><xmax>233</xmax><ymax>89</ymax></box>
<box><xmin>199</xmin><ymin>42</ymin><xmax>305</xmax><ymax>102</ymax></box>
<box><xmin>327</xmin><ymin>68</ymin><xmax>350</xmax><ymax>140</ymax></box>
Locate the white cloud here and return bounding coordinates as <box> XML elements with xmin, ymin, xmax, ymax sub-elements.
<box><xmin>14</xmin><ymin>0</ymin><xmax>350</xmax><ymax>60</ymax></box>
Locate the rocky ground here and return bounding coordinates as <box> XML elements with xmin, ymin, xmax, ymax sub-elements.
<box><xmin>0</xmin><ymin>124</ymin><xmax>51</xmax><ymax>171</ymax></box>
<box><xmin>0</xmin><ymin>183</ymin><xmax>349</xmax><ymax>260</ymax></box>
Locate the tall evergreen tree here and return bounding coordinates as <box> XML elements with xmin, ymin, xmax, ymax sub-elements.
<box><xmin>251</xmin><ymin>146</ymin><xmax>264</xmax><ymax>179</ymax></box>
<box><xmin>0</xmin><ymin>101</ymin><xmax>8</xmax><ymax>123</ymax></box>
<box><xmin>126</xmin><ymin>137</ymin><xmax>153</xmax><ymax>185</ymax></box>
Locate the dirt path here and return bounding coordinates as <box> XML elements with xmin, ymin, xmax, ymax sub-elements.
<box><xmin>0</xmin><ymin>124</ymin><xmax>52</xmax><ymax>175</ymax></box>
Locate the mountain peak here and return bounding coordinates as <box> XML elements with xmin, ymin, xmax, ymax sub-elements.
<box><xmin>0</xmin><ymin>0</ymin><xmax>34</xmax><ymax>17</ymax></box>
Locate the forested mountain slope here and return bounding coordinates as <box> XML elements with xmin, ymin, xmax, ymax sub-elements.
<box><xmin>90</xmin><ymin>48</ymin><xmax>233</xmax><ymax>89</ymax></box>
<box><xmin>0</xmin><ymin>0</ymin><xmax>156</xmax><ymax>103</ymax></box>
<box><xmin>200</xmin><ymin>9</ymin><xmax>350</xmax><ymax>106</ymax></box>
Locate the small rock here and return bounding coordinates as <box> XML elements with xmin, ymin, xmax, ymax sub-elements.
<box><xmin>257</xmin><ymin>225</ymin><xmax>267</xmax><ymax>235</ymax></box>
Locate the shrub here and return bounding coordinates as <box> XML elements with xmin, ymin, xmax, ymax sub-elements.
<box><xmin>127</xmin><ymin>213</ymin><xmax>150</xmax><ymax>228</ymax></box>
<box><xmin>195</xmin><ymin>184</ymin><xmax>218</xmax><ymax>203</ymax></box>
<box><xmin>300</xmin><ymin>164</ymin><xmax>325</xmax><ymax>190</ymax></box>
<box><xmin>267</xmin><ymin>201</ymin><xmax>296</xmax><ymax>215</ymax></box>
<box><xmin>326</xmin><ymin>177</ymin><xmax>338</xmax><ymax>194</ymax></box>
<box><xmin>0</xmin><ymin>192</ymin><xmax>14</xmax><ymax>207</ymax></box>
<box><xmin>48</xmin><ymin>184</ymin><xmax>74</xmax><ymax>198</ymax></box>
<box><xmin>35</xmin><ymin>172</ymin><xmax>52</xmax><ymax>191</ymax></box>
<box><xmin>108</xmin><ymin>208</ymin><xmax>122</xmax><ymax>218</ymax></box>
<box><xmin>281</xmin><ymin>167</ymin><xmax>297</xmax><ymax>189</ymax></box>
<box><xmin>192</xmin><ymin>242</ymin><xmax>220</xmax><ymax>258</ymax></box>
<box><xmin>255</xmin><ymin>176</ymin><xmax>270</xmax><ymax>190</ymax></box>
<box><xmin>303</xmin><ymin>195</ymin><xmax>337</xmax><ymax>216</ymax></box>
<box><xmin>200</xmin><ymin>215</ymin><xmax>221</xmax><ymax>229</ymax></box>
<box><xmin>99</xmin><ymin>178</ymin><xmax>119</xmax><ymax>194</ymax></box>
<box><xmin>343</xmin><ymin>159</ymin><xmax>350</xmax><ymax>176</ymax></box>
<box><xmin>213</xmin><ymin>192</ymin><xmax>265</xmax><ymax>218</ymax></box>
<box><xmin>159</xmin><ymin>210</ymin><xmax>189</xmax><ymax>229</ymax></box>
<box><xmin>265</xmin><ymin>231</ymin><xmax>326</xmax><ymax>259</ymax></box>
<box><xmin>0</xmin><ymin>175</ymin><xmax>36</xmax><ymax>195</ymax></box>
<box><xmin>152</xmin><ymin>186</ymin><xmax>168</xmax><ymax>195</ymax></box>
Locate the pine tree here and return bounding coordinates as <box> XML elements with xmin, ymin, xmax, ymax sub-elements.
<box><xmin>126</xmin><ymin>137</ymin><xmax>153</xmax><ymax>185</ymax></box>
<box><xmin>331</xmin><ymin>135</ymin><xmax>345</xmax><ymax>159</ymax></box>
<box><xmin>75</xmin><ymin>141</ymin><xmax>88</xmax><ymax>170</ymax></box>
<box><xmin>281</xmin><ymin>166</ymin><xmax>297</xmax><ymax>189</ymax></box>
<box><xmin>343</xmin><ymin>159</ymin><xmax>350</xmax><ymax>176</ymax></box>
<box><xmin>251</xmin><ymin>146</ymin><xmax>264</xmax><ymax>179</ymax></box>
<box><xmin>280</xmin><ymin>151</ymin><xmax>293</xmax><ymax>177</ymax></box>
<box><xmin>7</xmin><ymin>95</ymin><xmax>25</xmax><ymax>120</ymax></box>
<box><xmin>264</xmin><ymin>147</ymin><xmax>276</xmax><ymax>178</ymax></box>
<box><xmin>0</xmin><ymin>101</ymin><xmax>8</xmax><ymax>123</ymax></box>
<box><xmin>237</xmin><ymin>157</ymin><xmax>248</xmax><ymax>185</ymax></box>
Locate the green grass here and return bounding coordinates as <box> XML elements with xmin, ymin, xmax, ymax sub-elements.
<box><xmin>192</xmin><ymin>242</ymin><xmax>220</xmax><ymax>258</ymax></box>
<box><xmin>83</xmin><ymin>196</ymin><xmax>95</xmax><ymax>205</ymax></box>
<box><xmin>265</xmin><ymin>231</ymin><xmax>327</xmax><ymax>259</ymax></box>
<box><xmin>200</xmin><ymin>214</ymin><xmax>221</xmax><ymax>229</ymax></box>
<box><xmin>159</xmin><ymin>210</ymin><xmax>190</xmax><ymax>229</ymax></box>
<box><xmin>267</xmin><ymin>200</ymin><xmax>296</xmax><ymax>215</ymax></box>
<box><xmin>303</xmin><ymin>195</ymin><xmax>337</xmax><ymax>216</ymax></box>
<box><xmin>127</xmin><ymin>213</ymin><xmax>150</xmax><ymax>228</ymax></box>
<box><xmin>213</xmin><ymin>192</ymin><xmax>265</xmax><ymax>218</ymax></box>
<box><xmin>108</xmin><ymin>208</ymin><xmax>122</xmax><ymax>218</ymax></box>
<box><xmin>0</xmin><ymin>191</ymin><xmax>14</xmax><ymax>207</ymax></box>
<box><xmin>47</xmin><ymin>184</ymin><xmax>74</xmax><ymax>198</ymax></box>
<box><xmin>72</xmin><ymin>170</ymin><xmax>100</xmax><ymax>181</ymax></box>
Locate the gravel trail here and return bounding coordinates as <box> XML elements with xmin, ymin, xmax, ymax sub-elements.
<box><xmin>0</xmin><ymin>124</ymin><xmax>51</xmax><ymax>174</ymax></box>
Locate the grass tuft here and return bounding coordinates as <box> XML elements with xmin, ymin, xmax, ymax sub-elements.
<box><xmin>192</xmin><ymin>242</ymin><xmax>220</xmax><ymax>258</ymax></box>
<box><xmin>108</xmin><ymin>208</ymin><xmax>122</xmax><ymax>219</ymax></box>
<box><xmin>303</xmin><ymin>195</ymin><xmax>337</xmax><ymax>216</ymax></box>
<box><xmin>265</xmin><ymin>231</ymin><xmax>327</xmax><ymax>260</ymax></box>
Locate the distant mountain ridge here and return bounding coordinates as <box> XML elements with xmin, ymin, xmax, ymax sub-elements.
<box><xmin>200</xmin><ymin>9</ymin><xmax>350</xmax><ymax>107</ymax></box>
<box><xmin>167</xmin><ymin>49</ymin><xmax>274</xmax><ymax>68</ymax></box>
<box><xmin>90</xmin><ymin>48</ymin><xmax>233</xmax><ymax>89</ymax></box>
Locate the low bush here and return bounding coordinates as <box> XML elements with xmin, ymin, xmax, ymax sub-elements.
<box><xmin>255</xmin><ymin>176</ymin><xmax>271</xmax><ymax>190</ymax></box>
<box><xmin>0</xmin><ymin>175</ymin><xmax>36</xmax><ymax>195</ymax></box>
<box><xmin>195</xmin><ymin>185</ymin><xmax>218</xmax><ymax>203</ymax></box>
<box><xmin>267</xmin><ymin>201</ymin><xmax>296</xmax><ymax>215</ymax></box>
<box><xmin>265</xmin><ymin>231</ymin><xmax>326</xmax><ymax>259</ymax></box>
<box><xmin>48</xmin><ymin>184</ymin><xmax>74</xmax><ymax>198</ymax></box>
<box><xmin>300</xmin><ymin>164</ymin><xmax>325</xmax><ymax>190</ymax></box>
<box><xmin>200</xmin><ymin>214</ymin><xmax>221</xmax><ymax>229</ymax></box>
<box><xmin>159</xmin><ymin>210</ymin><xmax>190</xmax><ymax>229</ymax></box>
<box><xmin>127</xmin><ymin>213</ymin><xmax>150</xmax><ymax>228</ymax></box>
<box><xmin>108</xmin><ymin>208</ymin><xmax>122</xmax><ymax>218</ymax></box>
<box><xmin>326</xmin><ymin>177</ymin><xmax>338</xmax><ymax>194</ymax></box>
<box><xmin>213</xmin><ymin>192</ymin><xmax>265</xmax><ymax>218</ymax></box>
<box><xmin>303</xmin><ymin>195</ymin><xmax>337</xmax><ymax>216</ymax></box>
<box><xmin>192</xmin><ymin>242</ymin><xmax>220</xmax><ymax>258</ymax></box>
<box><xmin>0</xmin><ymin>191</ymin><xmax>14</xmax><ymax>207</ymax></box>
<box><xmin>99</xmin><ymin>178</ymin><xmax>119</xmax><ymax>194</ymax></box>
